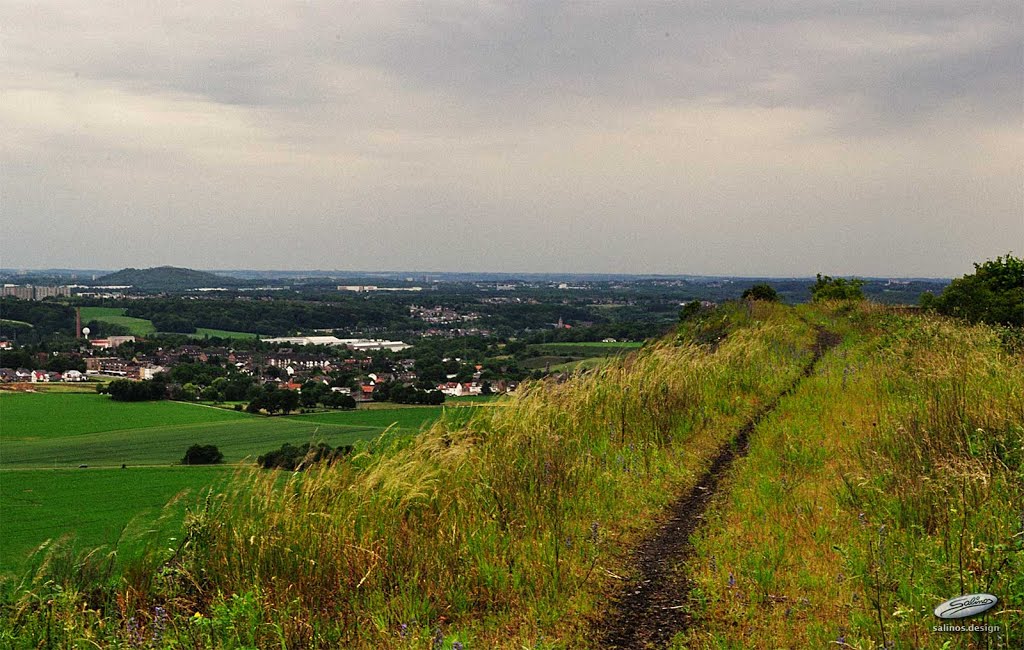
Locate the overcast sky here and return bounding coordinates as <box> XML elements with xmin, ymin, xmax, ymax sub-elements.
<box><xmin>2</xmin><ymin>2</ymin><xmax>1021</xmax><ymax>276</ymax></box>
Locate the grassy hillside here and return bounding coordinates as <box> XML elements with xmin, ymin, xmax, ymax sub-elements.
<box><xmin>2</xmin><ymin>301</ymin><xmax>815</xmax><ymax>647</ymax></box>
<box><xmin>679</xmin><ymin>305</ymin><xmax>1023</xmax><ymax>648</ymax></box>
<box><xmin>1</xmin><ymin>302</ymin><xmax>1019</xmax><ymax>648</ymax></box>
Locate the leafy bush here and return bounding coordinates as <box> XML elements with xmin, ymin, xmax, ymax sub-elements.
<box><xmin>182</xmin><ymin>444</ymin><xmax>223</xmax><ymax>465</ymax></box>
<box><xmin>376</xmin><ymin>382</ymin><xmax>445</xmax><ymax>405</ymax></box>
<box><xmin>256</xmin><ymin>442</ymin><xmax>353</xmax><ymax>471</ymax></box>
<box><xmin>920</xmin><ymin>253</ymin><xmax>1023</xmax><ymax>326</ymax></box>
<box><xmin>322</xmin><ymin>392</ymin><xmax>357</xmax><ymax>409</ymax></box>
<box><xmin>106</xmin><ymin>378</ymin><xmax>167</xmax><ymax>401</ymax></box>
<box><xmin>810</xmin><ymin>274</ymin><xmax>864</xmax><ymax>301</ymax></box>
<box><xmin>741</xmin><ymin>283</ymin><xmax>780</xmax><ymax>302</ymax></box>
<box><xmin>678</xmin><ymin>300</ymin><xmax>703</xmax><ymax>321</ymax></box>
<box><xmin>245</xmin><ymin>387</ymin><xmax>300</xmax><ymax>415</ymax></box>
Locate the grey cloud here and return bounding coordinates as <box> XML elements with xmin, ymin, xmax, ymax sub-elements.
<box><xmin>10</xmin><ymin>2</ymin><xmax>1019</xmax><ymax>131</ymax></box>
<box><xmin>1</xmin><ymin>1</ymin><xmax>1020</xmax><ymax>275</ymax></box>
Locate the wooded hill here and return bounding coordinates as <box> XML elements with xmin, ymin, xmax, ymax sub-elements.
<box><xmin>93</xmin><ymin>266</ymin><xmax>239</xmax><ymax>292</ymax></box>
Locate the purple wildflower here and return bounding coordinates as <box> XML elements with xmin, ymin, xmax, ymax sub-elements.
<box><xmin>151</xmin><ymin>605</ymin><xmax>168</xmax><ymax>644</ymax></box>
<box><xmin>728</xmin><ymin>572</ymin><xmax>735</xmax><ymax>588</ymax></box>
<box><xmin>125</xmin><ymin>616</ymin><xmax>143</xmax><ymax>646</ymax></box>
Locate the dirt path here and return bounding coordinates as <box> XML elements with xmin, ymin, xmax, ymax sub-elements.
<box><xmin>595</xmin><ymin>327</ymin><xmax>841</xmax><ymax>648</ymax></box>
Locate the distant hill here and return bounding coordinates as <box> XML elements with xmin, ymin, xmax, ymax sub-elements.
<box><xmin>93</xmin><ymin>266</ymin><xmax>238</xmax><ymax>292</ymax></box>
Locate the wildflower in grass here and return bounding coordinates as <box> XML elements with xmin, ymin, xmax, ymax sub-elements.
<box><xmin>589</xmin><ymin>521</ymin><xmax>599</xmax><ymax>544</ymax></box>
<box><xmin>432</xmin><ymin>627</ymin><xmax>444</xmax><ymax>649</ymax></box>
<box><xmin>858</xmin><ymin>512</ymin><xmax>867</xmax><ymax>527</ymax></box>
<box><xmin>398</xmin><ymin>622</ymin><xmax>408</xmax><ymax>638</ymax></box>
<box><xmin>152</xmin><ymin>605</ymin><xmax>167</xmax><ymax>644</ymax></box>
<box><xmin>728</xmin><ymin>572</ymin><xmax>735</xmax><ymax>588</ymax></box>
<box><xmin>453</xmin><ymin>642</ymin><xmax>464</xmax><ymax>650</ymax></box>
<box><xmin>124</xmin><ymin>616</ymin><xmax>142</xmax><ymax>646</ymax></box>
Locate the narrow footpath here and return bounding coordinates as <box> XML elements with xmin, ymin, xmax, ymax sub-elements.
<box><xmin>596</xmin><ymin>327</ymin><xmax>841</xmax><ymax>648</ymax></box>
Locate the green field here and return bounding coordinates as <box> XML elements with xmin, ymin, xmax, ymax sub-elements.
<box><xmin>79</xmin><ymin>306</ymin><xmax>156</xmax><ymax>336</ymax></box>
<box><xmin>1</xmin><ymin>392</ymin><xmax>244</xmax><ymax>440</ymax></box>
<box><xmin>523</xmin><ymin>341</ymin><xmax>642</xmax><ymax>371</ymax></box>
<box><xmin>289</xmin><ymin>406</ymin><xmax>445</xmax><ymax>430</ymax></box>
<box><xmin>0</xmin><ymin>393</ymin><xmax>442</xmax><ymax>468</ymax></box>
<box><xmin>548</xmin><ymin>356</ymin><xmax>614</xmax><ymax>373</ymax></box>
<box><xmin>79</xmin><ymin>307</ymin><xmax>260</xmax><ymax>338</ymax></box>
<box><xmin>1</xmin><ymin>382</ymin><xmax>99</xmax><ymax>394</ymax></box>
<box><xmin>1</xmin><ymin>466</ymin><xmax>231</xmax><ymax>574</ymax></box>
<box><xmin>0</xmin><ymin>393</ymin><xmax>464</xmax><ymax>573</ymax></box>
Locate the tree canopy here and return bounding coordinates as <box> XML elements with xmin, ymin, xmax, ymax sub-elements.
<box><xmin>810</xmin><ymin>274</ymin><xmax>865</xmax><ymax>301</ymax></box>
<box><xmin>182</xmin><ymin>444</ymin><xmax>224</xmax><ymax>465</ymax></box>
<box><xmin>741</xmin><ymin>284</ymin><xmax>780</xmax><ymax>302</ymax></box>
<box><xmin>921</xmin><ymin>254</ymin><xmax>1023</xmax><ymax>326</ymax></box>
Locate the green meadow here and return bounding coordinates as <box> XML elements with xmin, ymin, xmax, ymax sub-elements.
<box><xmin>0</xmin><ymin>393</ymin><xmax>447</xmax><ymax>468</ymax></box>
<box><xmin>78</xmin><ymin>308</ymin><xmax>259</xmax><ymax>338</ymax></box>
<box><xmin>78</xmin><ymin>306</ymin><xmax>156</xmax><ymax>336</ymax></box>
<box><xmin>1</xmin><ymin>466</ymin><xmax>231</xmax><ymax>574</ymax></box>
<box><xmin>522</xmin><ymin>341</ymin><xmax>643</xmax><ymax>372</ymax></box>
<box><xmin>0</xmin><ymin>393</ymin><xmax>459</xmax><ymax>574</ymax></box>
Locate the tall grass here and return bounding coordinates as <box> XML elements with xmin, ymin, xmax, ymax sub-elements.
<box><xmin>681</xmin><ymin>304</ymin><xmax>1023</xmax><ymax>649</ymax></box>
<box><xmin>1</xmin><ymin>302</ymin><xmax>815</xmax><ymax>648</ymax></box>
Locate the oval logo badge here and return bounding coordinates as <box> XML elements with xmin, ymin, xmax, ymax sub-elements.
<box><xmin>934</xmin><ymin>594</ymin><xmax>998</xmax><ymax>619</ymax></box>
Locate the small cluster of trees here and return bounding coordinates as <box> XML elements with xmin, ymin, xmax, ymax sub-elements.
<box><xmin>741</xmin><ymin>284</ymin><xmax>780</xmax><ymax>302</ymax></box>
<box><xmin>256</xmin><ymin>442</ymin><xmax>354</xmax><ymax>471</ymax></box>
<box><xmin>244</xmin><ymin>383</ymin><xmax>357</xmax><ymax>414</ymax></box>
<box><xmin>921</xmin><ymin>254</ymin><xmax>1023</xmax><ymax>327</ymax></box>
<box><xmin>372</xmin><ymin>382</ymin><xmax>445</xmax><ymax>405</ymax></box>
<box><xmin>295</xmin><ymin>380</ymin><xmax>357</xmax><ymax>409</ymax></box>
<box><xmin>679</xmin><ymin>300</ymin><xmax>710</xmax><ymax>322</ymax></box>
<box><xmin>181</xmin><ymin>444</ymin><xmax>223</xmax><ymax>465</ymax></box>
<box><xmin>0</xmin><ymin>350</ymin><xmax>86</xmax><ymax>373</ymax></box>
<box><xmin>102</xmin><ymin>377</ymin><xmax>168</xmax><ymax>401</ymax></box>
<box><xmin>245</xmin><ymin>385</ymin><xmax>300</xmax><ymax>415</ymax></box>
<box><xmin>810</xmin><ymin>274</ymin><xmax>865</xmax><ymax>301</ymax></box>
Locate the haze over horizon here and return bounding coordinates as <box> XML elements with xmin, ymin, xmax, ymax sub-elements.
<box><xmin>2</xmin><ymin>2</ymin><xmax>1021</xmax><ymax>277</ymax></box>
